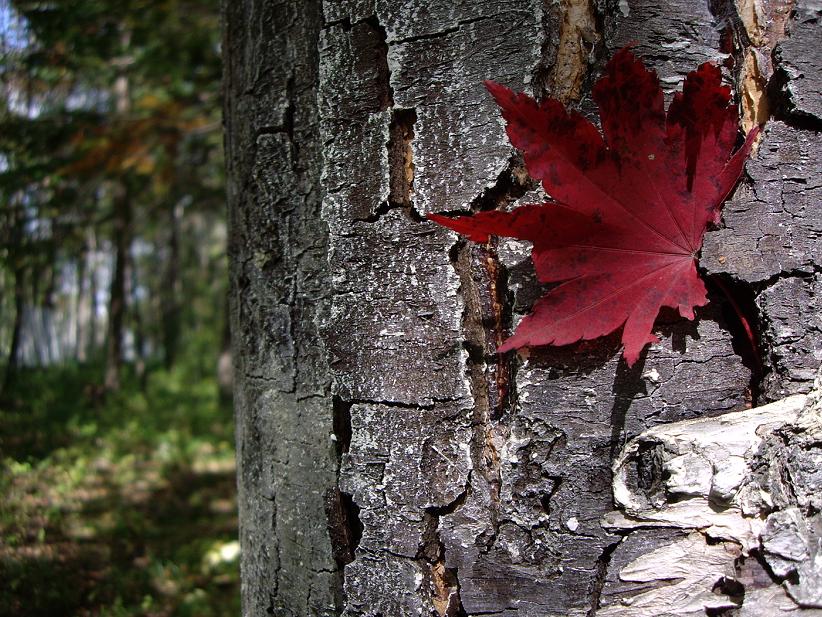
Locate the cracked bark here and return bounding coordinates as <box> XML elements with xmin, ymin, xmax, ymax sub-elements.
<box><xmin>223</xmin><ymin>0</ymin><xmax>822</xmax><ymax>615</ymax></box>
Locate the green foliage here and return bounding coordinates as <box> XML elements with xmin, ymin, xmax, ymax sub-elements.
<box><xmin>0</xmin><ymin>360</ymin><xmax>239</xmax><ymax>617</ymax></box>
<box><xmin>0</xmin><ymin>0</ymin><xmax>225</xmax><ymax>376</ymax></box>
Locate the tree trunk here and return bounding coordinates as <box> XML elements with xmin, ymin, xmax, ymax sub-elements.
<box><xmin>88</xmin><ymin>229</ymin><xmax>100</xmax><ymax>357</ymax></box>
<box><xmin>223</xmin><ymin>1</ymin><xmax>822</xmax><ymax>615</ymax></box>
<box><xmin>105</xmin><ymin>52</ymin><xmax>133</xmax><ymax>392</ymax></box>
<box><xmin>40</xmin><ymin>254</ymin><xmax>58</xmax><ymax>364</ymax></box>
<box><xmin>161</xmin><ymin>200</ymin><xmax>182</xmax><ymax>369</ymax></box>
<box><xmin>129</xmin><ymin>242</ymin><xmax>147</xmax><ymax>388</ymax></box>
<box><xmin>75</xmin><ymin>241</ymin><xmax>88</xmax><ymax>362</ymax></box>
<box><xmin>104</xmin><ymin>189</ymin><xmax>131</xmax><ymax>391</ymax></box>
<box><xmin>3</xmin><ymin>264</ymin><xmax>25</xmax><ymax>393</ymax></box>
<box><xmin>217</xmin><ymin>291</ymin><xmax>233</xmax><ymax>404</ymax></box>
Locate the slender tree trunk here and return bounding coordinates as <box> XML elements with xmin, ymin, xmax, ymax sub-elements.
<box><xmin>41</xmin><ymin>256</ymin><xmax>57</xmax><ymax>364</ymax></box>
<box><xmin>129</xmin><ymin>242</ymin><xmax>147</xmax><ymax>388</ymax></box>
<box><xmin>104</xmin><ymin>189</ymin><xmax>131</xmax><ymax>391</ymax></box>
<box><xmin>161</xmin><ymin>200</ymin><xmax>182</xmax><ymax>369</ymax></box>
<box><xmin>75</xmin><ymin>244</ymin><xmax>88</xmax><ymax>362</ymax></box>
<box><xmin>223</xmin><ymin>1</ymin><xmax>822</xmax><ymax>615</ymax></box>
<box><xmin>88</xmin><ymin>229</ymin><xmax>99</xmax><ymax>356</ymax></box>
<box><xmin>105</xmin><ymin>41</ymin><xmax>133</xmax><ymax>392</ymax></box>
<box><xmin>3</xmin><ymin>264</ymin><xmax>25</xmax><ymax>393</ymax></box>
<box><xmin>217</xmin><ymin>291</ymin><xmax>233</xmax><ymax>404</ymax></box>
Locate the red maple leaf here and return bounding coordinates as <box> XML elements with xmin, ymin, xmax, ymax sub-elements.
<box><xmin>429</xmin><ymin>47</ymin><xmax>758</xmax><ymax>366</ymax></box>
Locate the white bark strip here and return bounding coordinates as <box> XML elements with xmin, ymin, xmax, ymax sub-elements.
<box><xmin>603</xmin><ymin>371</ymin><xmax>822</xmax><ymax>614</ymax></box>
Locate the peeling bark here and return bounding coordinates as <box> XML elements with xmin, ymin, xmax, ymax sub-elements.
<box><xmin>223</xmin><ymin>0</ymin><xmax>822</xmax><ymax>615</ymax></box>
<box><xmin>603</xmin><ymin>372</ymin><xmax>822</xmax><ymax>614</ymax></box>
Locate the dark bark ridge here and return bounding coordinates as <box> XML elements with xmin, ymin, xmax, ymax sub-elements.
<box><xmin>223</xmin><ymin>0</ymin><xmax>821</xmax><ymax>615</ymax></box>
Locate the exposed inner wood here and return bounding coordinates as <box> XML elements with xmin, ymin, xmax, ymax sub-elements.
<box><xmin>547</xmin><ymin>0</ymin><xmax>599</xmax><ymax>102</ymax></box>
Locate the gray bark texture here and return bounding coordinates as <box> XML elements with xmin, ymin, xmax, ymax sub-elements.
<box><xmin>222</xmin><ymin>0</ymin><xmax>822</xmax><ymax>615</ymax></box>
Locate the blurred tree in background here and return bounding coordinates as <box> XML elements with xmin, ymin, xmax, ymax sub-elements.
<box><xmin>0</xmin><ymin>2</ymin><xmax>238</xmax><ymax>615</ymax></box>
<box><xmin>0</xmin><ymin>0</ymin><xmax>225</xmax><ymax>393</ymax></box>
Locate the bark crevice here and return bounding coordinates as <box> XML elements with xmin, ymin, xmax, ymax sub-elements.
<box><xmin>420</xmin><ymin>497</ymin><xmax>469</xmax><ymax>617</ymax></box>
<box><xmin>586</xmin><ymin>538</ymin><xmax>623</xmax><ymax>617</ymax></box>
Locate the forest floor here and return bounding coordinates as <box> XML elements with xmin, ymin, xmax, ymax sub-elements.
<box><xmin>0</xmin><ymin>363</ymin><xmax>239</xmax><ymax>617</ymax></box>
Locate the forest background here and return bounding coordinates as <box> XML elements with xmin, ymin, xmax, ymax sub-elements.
<box><xmin>0</xmin><ymin>1</ymin><xmax>239</xmax><ymax>615</ymax></box>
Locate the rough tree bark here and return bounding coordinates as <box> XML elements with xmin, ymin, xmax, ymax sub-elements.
<box><xmin>222</xmin><ymin>0</ymin><xmax>822</xmax><ymax>615</ymax></box>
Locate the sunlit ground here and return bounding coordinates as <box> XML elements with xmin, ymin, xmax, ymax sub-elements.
<box><xmin>0</xmin><ymin>363</ymin><xmax>239</xmax><ymax>617</ymax></box>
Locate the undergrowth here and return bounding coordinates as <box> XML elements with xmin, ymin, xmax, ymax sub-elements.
<box><xmin>0</xmin><ymin>361</ymin><xmax>238</xmax><ymax>617</ymax></box>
